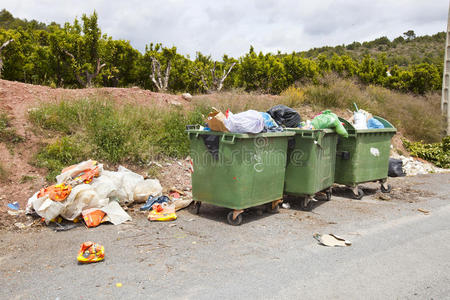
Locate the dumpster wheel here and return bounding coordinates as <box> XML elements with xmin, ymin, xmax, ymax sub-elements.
<box><xmin>325</xmin><ymin>188</ymin><xmax>332</xmax><ymax>201</ymax></box>
<box><xmin>227</xmin><ymin>210</ymin><xmax>243</xmax><ymax>226</ymax></box>
<box><xmin>300</xmin><ymin>196</ymin><xmax>313</xmax><ymax>211</ymax></box>
<box><xmin>266</xmin><ymin>199</ymin><xmax>282</xmax><ymax>213</ymax></box>
<box><xmin>352</xmin><ymin>187</ymin><xmax>364</xmax><ymax>200</ymax></box>
<box><xmin>380</xmin><ymin>183</ymin><xmax>392</xmax><ymax>193</ymax></box>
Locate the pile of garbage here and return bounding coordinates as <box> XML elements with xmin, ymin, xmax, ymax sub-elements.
<box><xmin>390</xmin><ymin>154</ymin><xmax>449</xmax><ymax>176</ymax></box>
<box><xmin>205</xmin><ymin>105</ymin><xmax>350</xmax><ymax>136</ymax></box>
<box><xmin>26</xmin><ymin>160</ymin><xmax>191</xmax><ymax>228</ymax></box>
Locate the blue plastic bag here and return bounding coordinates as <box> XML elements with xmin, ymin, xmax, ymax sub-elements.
<box><xmin>367</xmin><ymin>118</ymin><xmax>384</xmax><ymax>129</ymax></box>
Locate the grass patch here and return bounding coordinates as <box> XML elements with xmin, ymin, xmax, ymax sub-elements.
<box><xmin>0</xmin><ymin>111</ymin><xmax>24</xmax><ymax>144</ymax></box>
<box><xmin>20</xmin><ymin>175</ymin><xmax>35</xmax><ymax>184</ymax></box>
<box><xmin>29</xmin><ymin>97</ymin><xmax>208</xmax><ymax>179</ymax></box>
<box><xmin>0</xmin><ymin>162</ymin><xmax>7</xmax><ymax>181</ymax></box>
<box><xmin>300</xmin><ymin>74</ymin><xmax>444</xmax><ymax>143</ymax></box>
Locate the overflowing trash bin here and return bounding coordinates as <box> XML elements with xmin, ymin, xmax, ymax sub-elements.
<box><xmin>284</xmin><ymin>128</ymin><xmax>338</xmax><ymax>210</ymax></box>
<box><xmin>187</xmin><ymin>125</ymin><xmax>294</xmax><ymax>225</ymax></box>
<box><xmin>334</xmin><ymin>116</ymin><xmax>397</xmax><ymax>199</ymax></box>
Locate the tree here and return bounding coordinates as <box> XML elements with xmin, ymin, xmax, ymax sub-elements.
<box><xmin>144</xmin><ymin>43</ymin><xmax>177</xmax><ymax>92</ymax></box>
<box><xmin>0</xmin><ymin>38</ymin><xmax>13</xmax><ymax>77</ymax></box>
<box><xmin>60</xmin><ymin>12</ymin><xmax>107</xmax><ymax>87</ymax></box>
<box><xmin>403</xmin><ymin>30</ymin><xmax>416</xmax><ymax>41</ymax></box>
<box><xmin>191</xmin><ymin>52</ymin><xmax>236</xmax><ymax>93</ymax></box>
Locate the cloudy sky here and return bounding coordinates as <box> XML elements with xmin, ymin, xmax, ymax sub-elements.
<box><xmin>2</xmin><ymin>0</ymin><xmax>448</xmax><ymax>59</ymax></box>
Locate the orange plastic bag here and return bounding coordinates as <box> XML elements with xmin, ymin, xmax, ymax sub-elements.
<box><xmin>37</xmin><ymin>183</ymin><xmax>72</xmax><ymax>202</ymax></box>
<box><xmin>77</xmin><ymin>241</ymin><xmax>105</xmax><ymax>263</ymax></box>
<box><xmin>82</xmin><ymin>209</ymin><xmax>106</xmax><ymax>227</ymax></box>
<box><xmin>73</xmin><ymin>166</ymin><xmax>100</xmax><ymax>184</ymax></box>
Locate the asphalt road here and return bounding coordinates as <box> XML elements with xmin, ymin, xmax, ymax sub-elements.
<box><xmin>0</xmin><ymin>173</ymin><xmax>449</xmax><ymax>299</ymax></box>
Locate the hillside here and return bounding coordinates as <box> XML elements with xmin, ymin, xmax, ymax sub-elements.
<box><xmin>299</xmin><ymin>31</ymin><xmax>446</xmax><ymax>68</ymax></box>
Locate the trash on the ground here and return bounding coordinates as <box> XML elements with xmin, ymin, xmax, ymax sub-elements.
<box><xmin>14</xmin><ymin>222</ymin><xmax>26</xmax><ymax>229</ymax></box>
<box><xmin>25</xmin><ymin>160</ymin><xmax>172</xmax><ymax>225</ymax></box>
<box><xmin>281</xmin><ymin>202</ymin><xmax>291</xmax><ymax>209</ymax></box>
<box><xmin>148</xmin><ymin>202</ymin><xmax>177</xmax><ymax>221</ymax></box>
<box><xmin>140</xmin><ymin>195</ymin><xmax>169</xmax><ymax>211</ymax></box>
<box><xmin>267</xmin><ymin>104</ymin><xmax>301</xmax><ymax>128</ymax></box>
<box><xmin>390</xmin><ymin>154</ymin><xmax>449</xmax><ymax>176</ymax></box>
<box><xmin>170</xmin><ymin>188</ymin><xmax>185</xmax><ymax>196</ymax></box>
<box><xmin>206</xmin><ymin>107</ymin><xmax>229</xmax><ymax>132</ymax></box>
<box><xmin>100</xmin><ymin>201</ymin><xmax>131</xmax><ymax>225</ymax></box>
<box><xmin>116</xmin><ymin>283</ymin><xmax>123</xmax><ymax>288</ymax></box>
<box><xmin>169</xmin><ymin>191</ymin><xmax>180</xmax><ymax>199</ymax></box>
<box><xmin>174</xmin><ymin>198</ymin><xmax>193</xmax><ymax>211</ymax></box>
<box><xmin>77</xmin><ymin>241</ymin><xmax>105</xmax><ymax>263</ymax></box>
<box><xmin>82</xmin><ymin>209</ymin><xmax>106</xmax><ymax>228</ymax></box>
<box><xmin>38</xmin><ymin>183</ymin><xmax>72</xmax><ymax>202</ymax></box>
<box><xmin>53</xmin><ymin>223</ymin><xmax>82</xmax><ymax>232</ymax></box>
<box><xmin>7</xmin><ymin>201</ymin><xmax>19</xmax><ymax>210</ymax></box>
<box><xmin>377</xmin><ymin>193</ymin><xmax>391</xmax><ymax>201</ymax></box>
<box><xmin>224</xmin><ymin>110</ymin><xmax>265</xmax><ymax>133</ymax></box>
<box><xmin>7</xmin><ymin>209</ymin><xmax>24</xmax><ymax>216</ymax></box>
<box><xmin>388</xmin><ymin>158</ymin><xmax>406</xmax><ymax>177</ymax></box>
<box><xmin>313</xmin><ymin>233</ymin><xmax>352</xmax><ymax>247</ymax></box>
<box><xmin>417</xmin><ymin>208</ymin><xmax>430</xmax><ymax>215</ymax></box>
<box><xmin>133</xmin><ymin>179</ymin><xmax>163</xmax><ymax>203</ymax></box>
<box><xmin>311</xmin><ymin>110</ymin><xmax>348</xmax><ymax>137</ymax></box>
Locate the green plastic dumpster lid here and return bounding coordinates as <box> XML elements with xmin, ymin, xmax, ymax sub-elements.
<box><xmin>338</xmin><ymin>116</ymin><xmax>397</xmax><ymax>134</ymax></box>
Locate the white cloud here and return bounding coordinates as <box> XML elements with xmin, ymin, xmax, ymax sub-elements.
<box><xmin>1</xmin><ymin>0</ymin><xmax>448</xmax><ymax>59</ymax></box>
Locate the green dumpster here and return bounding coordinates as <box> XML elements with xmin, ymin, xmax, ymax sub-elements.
<box><xmin>334</xmin><ymin>116</ymin><xmax>397</xmax><ymax>199</ymax></box>
<box><xmin>284</xmin><ymin>129</ymin><xmax>338</xmax><ymax>210</ymax></box>
<box><xmin>187</xmin><ymin>126</ymin><xmax>295</xmax><ymax>225</ymax></box>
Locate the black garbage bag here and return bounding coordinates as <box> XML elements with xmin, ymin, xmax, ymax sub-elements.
<box><xmin>388</xmin><ymin>158</ymin><xmax>406</xmax><ymax>177</ymax></box>
<box><xmin>267</xmin><ymin>105</ymin><xmax>301</xmax><ymax>128</ymax></box>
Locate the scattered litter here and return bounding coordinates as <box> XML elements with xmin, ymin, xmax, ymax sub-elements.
<box><xmin>82</xmin><ymin>209</ymin><xmax>106</xmax><ymax>228</ymax></box>
<box><xmin>101</xmin><ymin>201</ymin><xmax>132</xmax><ymax>225</ymax></box>
<box><xmin>148</xmin><ymin>203</ymin><xmax>177</xmax><ymax>221</ymax></box>
<box><xmin>116</xmin><ymin>283</ymin><xmax>123</xmax><ymax>288</ymax></box>
<box><xmin>169</xmin><ymin>224</ymin><xmax>177</xmax><ymax>227</ymax></box>
<box><xmin>7</xmin><ymin>210</ymin><xmax>24</xmax><ymax>216</ymax></box>
<box><xmin>377</xmin><ymin>193</ymin><xmax>391</xmax><ymax>201</ymax></box>
<box><xmin>7</xmin><ymin>202</ymin><xmax>19</xmax><ymax>210</ymax></box>
<box><xmin>388</xmin><ymin>158</ymin><xmax>406</xmax><ymax>177</ymax></box>
<box><xmin>192</xmin><ymin>241</ymin><xmax>197</xmax><ymax>244</ymax></box>
<box><xmin>133</xmin><ymin>179</ymin><xmax>163</xmax><ymax>203</ymax></box>
<box><xmin>53</xmin><ymin>223</ymin><xmax>82</xmax><ymax>232</ymax></box>
<box><xmin>313</xmin><ymin>233</ymin><xmax>352</xmax><ymax>247</ymax></box>
<box><xmin>77</xmin><ymin>241</ymin><xmax>105</xmax><ymax>264</ymax></box>
<box><xmin>390</xmin><ymin>154</ymin><xmax>449</xmax><ymax>176</ymax></box>
<box><xmin>14</xmin><ymin>222</ymin><xmax>26</xmax><ymax>229</ymax></box>
<box><xmin>417</xmin><ymin>208</ymin><xmax>430</xmax><ymax>215</ymax></box>
<box><xmin>140</xmin><ymin>195</ymin><xmax>169</xmax><ymax>211</ymax></box>
<box><xmin>281</xmin><ymin>202</ymin><xmax>291</xmax><ymax>209</ymax></box>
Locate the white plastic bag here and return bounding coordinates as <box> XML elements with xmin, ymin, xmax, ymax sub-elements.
<box><xmin>133</xmin><ymin>179</ymin><xmax>163</xmax><ymax>203</ymax></box>
<box><xmin>224</xmin><ymin>110</ymin><xmax>264</xmax><ymax>133</ymax></box>
<box><xmin>353</xmin><ymin>111</ymin><xmax>367</xmax><ymax>129</ymax></box>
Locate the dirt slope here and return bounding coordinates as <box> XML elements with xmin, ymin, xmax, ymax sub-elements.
<box><xmin>0</xmin><ymin>80</ymin><xmax>189</xmax><ymax>223</ymax></box>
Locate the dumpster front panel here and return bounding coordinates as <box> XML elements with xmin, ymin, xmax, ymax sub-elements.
<box><xmin>189</xmin><ymin>131</ymin><xmax>292</xmax><ymax>210</ymax></box>
<box><xmin>284</xmin><ymin>130</ymin><xmax>337</xmax><ymax>196</ymax></box>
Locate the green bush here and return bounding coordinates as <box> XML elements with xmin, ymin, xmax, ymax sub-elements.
<box><xmin>29</xmin><ymin>97</ymin><xmax>208</xmax><ymax>180</ymax></box>
<box><xmin>0</xmin><ymin>111</ymin><xmax>24</xmax><ymax>143</ymax></box>
<box><xmin>403</xmin><ymin>137</ymin><xmax>450</xmax><ymax>168</ymax></box>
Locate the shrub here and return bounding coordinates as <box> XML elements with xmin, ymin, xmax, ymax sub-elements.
<box><xmin>403</xmin><ymin>137</ymin><xmax>450</xmax><ymax>168</ymax></box>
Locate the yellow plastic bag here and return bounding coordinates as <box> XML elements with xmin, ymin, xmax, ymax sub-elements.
<box><xmin>148</xmin><ymin>203</ymin><xmax>177</xmax><ymax>221</ymax></box>
<box><xmin>77</xmin><ymin>241</ymin><xmax>105</xmax><ymax>263</ymax></box>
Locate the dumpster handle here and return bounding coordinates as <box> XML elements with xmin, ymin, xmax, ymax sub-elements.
<box><xmin>301</xmin><ymin>131</ymin><xmax>314</xmax><ymax>139</ymax></box>
<box><xmin>221</xmin><ymin>135</ymin><xmax>236</xmax><ymax>144</ymax></box>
